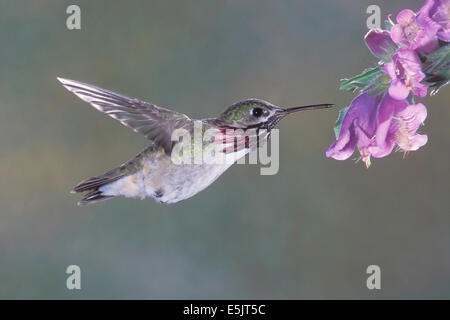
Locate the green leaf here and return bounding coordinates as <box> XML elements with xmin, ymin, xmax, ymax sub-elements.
<box><xmin>422</xmin><ymin>44</ymin><xmax>450</xmax><ymax>95</ymax></box>
<box><xmin>376</xmin><ymin>42</ymin><xmax>397</xmax><ymax>63</ymax></box>
<box><xmin>340</xmin><ymin>66</ymin><xmax>383</xmax><ymax>92</ymax></box>
<box><xmin>423</xmin><ymin>44</ymin><xmax>450</xmax><ymax>74</ymax></box>
<box><xmin>367</xmin><ymin>74</ymin><xmax>390</xmax><ymax>96</ymax></box>
<box><xmin>334</xmin><ymin>106</ymin><xmax>350</xmax><ymax>139</ymax></box>
<box><xmin>428</xmin><ymin>70</ymin><xmax>450</xmax><ymax>95</ymax></box>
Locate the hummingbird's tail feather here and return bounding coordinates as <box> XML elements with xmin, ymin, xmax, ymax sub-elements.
<box><xmin>77</xmin><ymin>190</ymin><xmax>116</xmax><ymax>206</ymax></box>
<box><xmin>72</xmin><ymin>171</ymin><xmax>126</xmax><ymax>206</ymax></box>
<box><xmin>72</xmin><ymin>173</ymin><xmax>125</xmax><ymax>193</ymax></box>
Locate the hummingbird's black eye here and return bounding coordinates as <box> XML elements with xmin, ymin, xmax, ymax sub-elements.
<box><xmin>252</xmin><ymin>107</ymin><xmax>264</xmax><ymax>117</ymax></box>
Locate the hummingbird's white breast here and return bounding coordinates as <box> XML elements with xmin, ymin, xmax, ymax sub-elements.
<box><xmin>99</xmin><ymin>147</ymin><xmax>250</xmax><ymax>204</ymax></box>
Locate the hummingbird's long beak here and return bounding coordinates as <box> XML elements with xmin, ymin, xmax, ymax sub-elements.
<box><xmin>282</xmin><ymin>103</ymin><xmax>335</xmax><ymax>114</ymax></box>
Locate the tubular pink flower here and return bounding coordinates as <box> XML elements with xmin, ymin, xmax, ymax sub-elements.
<box><xmin>326</xmin><ymin>94</ymin><xmax>379</xmax><ymax>163</ymax></box>
<box><xmin>381</xmin><ymin>48</ymin><xmax>428</xmax><ymax>100</ymax></box>
<box><xmin>326</xmin><ymin>93</ymin><xmax>428</xmax><ymax>167</ymax></box>
<box><xmin>418</xmin><ymin>0</ymin><xmax>450</xmax><ymax>41</ymax></box>
<box><xmin>389</xmin><ymin>102</ymin><xmax>428</xmax><ymax>151</ymax></box>
<box><xmin>390</xmin><ymin>8</ymin><xmax>440</xmax><ymax>53</ymax></box>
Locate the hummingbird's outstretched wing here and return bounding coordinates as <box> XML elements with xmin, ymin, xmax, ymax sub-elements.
<box><xmin>57</xmin><ymin>77</ymin><xmax>191</xmax><ymax>154</ymax></box>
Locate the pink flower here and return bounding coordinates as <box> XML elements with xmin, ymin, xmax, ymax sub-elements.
<box><xmin>364</xmin><ymin>29</ymin><xmax>397</xmax><ymax>60</ymax></box>
<box><xmin>418</xmin><ymin>0</ymin><xmax>450</xmax><ymax>41</ymax></box>
<box><xmin>326</xmin><ymin>94</ymin><xmax>380</xmax><ymax>163</ymax></box>
<box><xmin>381</xmin><ymin>48</ymin><xmax>428</xmax><ymax>100</ymax></box>
<box><xmin>387</xmin><ymin>102</ymin><xmax>428</xmax><ymax>152</ymax></box>
<box><xmin>375</xmin><ymin>95</ymin><xmax>428</xmax><ymax>154</ymax></box>
<box><xmin>390</xmin><ymin>8</ymin><xmax>441</xmax><ymax>53</ymax></box>
<box><xmin>326</xmin><ymin>93</ymin><xmax>427</xmax><ymax>167</ymax></box>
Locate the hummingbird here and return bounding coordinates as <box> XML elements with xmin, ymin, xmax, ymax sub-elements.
<box><xmin>58</xmin><ymin>78</ymin><xmax>333</xmax><ymax>206</ymax></box>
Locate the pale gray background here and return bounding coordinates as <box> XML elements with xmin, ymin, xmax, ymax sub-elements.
<box><xmin>0</xmin><ymin>0</ymin><xmax>449</xmax><ymax>299</ymax></box>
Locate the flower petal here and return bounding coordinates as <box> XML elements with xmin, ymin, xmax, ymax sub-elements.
<box><xmin>381</xmin><ymin>62</ymin><xmax>396</xmax><ymax>79</ymax></box>
<box><xmin>416</xmin><ymin>0</ymin><xmax>446</xmax><ymax>52</ymax></box>
<box><xmin>390</xmin><ymin>24</ymin><xmax>406</xmax><ymax>44</ymax></box>
<box><xmin>382</xmin><ymin>48</ymin><xmax>428</xmax><ymax>100</ymax></box>
<box><xmin>325</xmin><ymin>134</ymin><xmax>356</xmax><ymax>160</ymax></box>
<box><xmin>405</xmin><ymin>134</ymin><xmax>428</xmax><ymax>150</ymax></box>
<box><xmin>364</xmin><ymin>29</ymin><xmax>396</xmax><ymax>58</ymax></box>
<box><xmin>388</xmin><ymin>80</ymin><xmax>410</xmax><ymax>100</ymax></box>
<box><xmin>375</xmin><ymin>94</ymin><xmax>407</xmax><ymax>146</ymax></box>
<box><xmin>437</xmin><ymin>28</ymin><xmax>450</xmax><ymax>40</ymax></box>
<box><xmin>418</xmin><ymin>0</ymin><xmax>436</xmax><ymax>16</ymax></box>
<box><xmin>395</xmin><ymin>47</ymin><xmax>422</xmax><ymax>66</ymax></box>
<box><xmin>396</xmin><ymin>102</ymin><xmax>427</xmax><ymax>132</ymax></box>
<box><xmin>396</xmin><ymin>9</ymin><xmax>417</xmax><ymax>25</ymax></box>
<box><xmin>394</xmin><ymin>103</ymin><xmax>428</xmax><ymax>151</ymax></box>
<box><xmin>326</xmin><ymin>93</ymin><xmax>379</xmax><ymax>160</ymax></box>
<box><xmin>368</xmin><ymin>138</ymin><xmax>396</xmax><ymax>158</ymax></box>
<box><xmin>413</xmin><ymin>82</ymin><xmax>428</xmax><ymax>98</ymax></box>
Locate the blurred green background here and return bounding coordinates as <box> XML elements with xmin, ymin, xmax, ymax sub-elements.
<box><xmin>1</xmin><ymin>0</ymin><xmax>449</xmax><ymax>299</ymax></box>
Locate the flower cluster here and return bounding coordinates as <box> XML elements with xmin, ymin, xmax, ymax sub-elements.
<box><xmin>326</xmin><ymin>0</ymin><xmax>450</xmax><ymax>167</ymax></box>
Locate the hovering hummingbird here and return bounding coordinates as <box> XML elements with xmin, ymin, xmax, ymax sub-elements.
<box><xmin>58</xmin><ymin>78</ymin><xmax>333</xmax><ymax>206</ymax></box>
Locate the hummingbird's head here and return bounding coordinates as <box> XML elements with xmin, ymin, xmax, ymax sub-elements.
<box><xmin>216</xmin><ymin>99</ymin><xmax>334</xmax><ymax>130</ymax></box>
